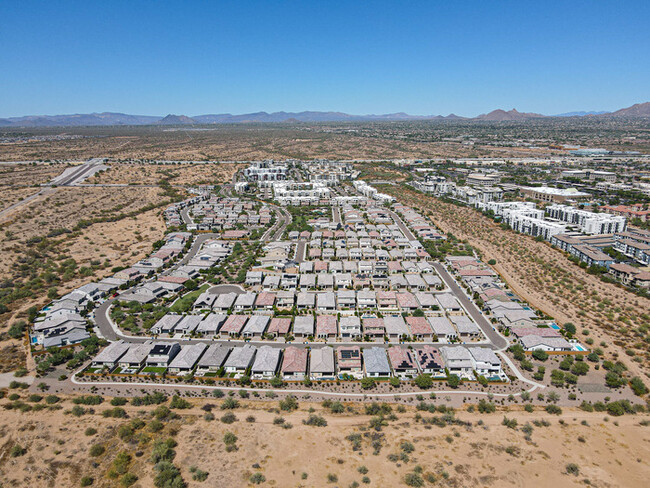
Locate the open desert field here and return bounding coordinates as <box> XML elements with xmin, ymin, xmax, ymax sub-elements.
<box><xmin>0</xmin><ymin>395</ymin><xmax>647</xmax><ymax>488</ymax></box>
<box><xmin>388</xmin><ymin>186</ymin><xmax>650</xmax><ymax>380</ymax></box>
<box><xmin>0</xmin><ymin>185</ymin><xmax>178</xmax><ymax>327</ymax></box>
<box><xmin>85</xmin><ymin>161</ymin><xmax>244</xmax><ymax>186</ymax></box>
<box><xmin>0</xmin><ymin>124</ymin><xmax>564</xmax><ymax>162</ymax></box>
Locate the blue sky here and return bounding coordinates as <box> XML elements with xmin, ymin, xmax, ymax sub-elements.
<box><xmin>1</xmin><ymin>1</ymin><xmax>649</xmax><ymax>117</ymax></box>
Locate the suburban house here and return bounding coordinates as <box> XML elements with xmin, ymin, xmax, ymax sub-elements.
<box><xmin>242</xmin><ymin>315</ymin><xmax>270</xmax><ymax>338</ymax></box>
<box><xmin>309</xmin><ymin>346</ymin><xmax>336</xmax><ymax>380</ymax></box>
<box><xmin>223</xmin><ymin>345</ymin><xmax>256</xmax><ymax>376</ymax></box>
<box><xmin>362</xmin><ymin>317</ymin><xmax>385</xmax><ymax>338</ymax></box>
<box><xmin>468</xmin><ymin>347</ymin><xmax>502</xmax><ymax>377</ymax></box>
<box><xmin>171</xmin><ymin>315</ymin><xmax>203</xmax><ymax>335</ymax></box>
<box><xmin>168</xmin><ymin>343</ymin><xmax>207</xmax><ymax>374</ymax></box>
<box><xmin>339</xmin><ymin>315</ymin><xmax>361</xmax><ymax>338</ymax></box>
<box><xmin>118</xmin><ymin>342</ymin><xmax>153</xmax><ymax>372</ymax></box>
<box><xmin>337</xmin><ymin>346</ymin><xmax>363</xmax><ymax>379</ymax></box>
<box><xmin>449</xmin><ymin>315</ymin><xmax>481</xmax><ymax>338</ymax></box>
<box><xmin>427</xmin><ymin>316</ymin><xmax>457</xmax><ymax>341</ymax></box>
<box><xmin>416</xmin><ymin>346</ymin><xmax>445</xmax><ymax>375</ymax></box>
<box><xmin>293</xmin><ymin>316</ymin><xmax>314</xmax><ymax>338</ymax></box>
<box><xmin>219</xmin><ymin>315</ymin><xmax>248</xmax><ymax>338</ymax></box>
<box><xmin>281</xmin><ymin>346</ymin><xmax>308</xmax><ymax>380</ymax></box>
<box><xmin>92</xmin><ymin>340</ymin><xmax>130</xmax><ymax>370</ymax></box>
<box><xmin>195</xmin><ymin>344</ymin><xmax>230</xmax><ymax>373</ymax></box>
<box><xmin>316</xmin><ymin>315</ymin><xmax>338</xmax><ymax>339</ymax></box>
<box><xmin>251</xmin><ymin>346</ymin><xmax>281</xmax><ymax>378</ymax></box>
<box><xmin>267</xmin><ymin>317</ymin><xmax>292</xmax><ymax>337</ymax></box>
<box><xmin>383</xmin><ymin>315</ymin><xmax>409</xmax><ymax>340</ymax></box>
<box><xmin>363</xmin><ymin>347</ymin><xmax>391</xmax><ymax>377</ymax></box>
<box><xmin>387</xmin><ymin>346</ymin><xmax>419</xmax><ymax>378</ymax></box>
<box><xmin>151</xmin><ymin>314</ymin><xmax>183</xmax><ymax>335</ymax></box>
<box><xmin>405</xmin><ymin>316</ymin><xmax>434</xmax><ymax>340</ymax></box>
<box><xmin>520</xmin><ymin>335</ymin><xmax>572</xmax><ymax>352</ymax></box>
<box><xmin>440</xmin><ymin>346</ymin><xmax>473</xmax><ymax>377</ymax></box>
<box><xmin>213</xmin><ymin>292</ymin><xmax>237</xmax><ymax>312</ymax></box>
<box><xmin>145</xmin><ymin>342</ymin><xmax>182</xmax><ymax>368</ymax></box>
<box><xmin>195</xmin><ymin>313</ymin><xmax>227</xmax><ymax>336</ymax></box>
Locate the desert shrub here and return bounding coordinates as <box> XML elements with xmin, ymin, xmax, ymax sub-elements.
<box><xmin>545</xmin><ymin>405</ymin><xmax>562</xmax><ymax>415</ymax></box>
<box><xmin>85</xmin><ymin>427</ymin><xmax>97</xmax><ymax>436</ymax></box>
<box><xmin>221</xmin><ymin>412</ymin><xmax>237</xmax><ymax>424</ymax></box>
<box><xmin>221</xmin><ymin>397</ymin><xmax>239</xmax><ymax>410</ymax></box>
<box><xmin>404</xmin><ymin>472</ymin><xmax>424</xmax><ymax>487</ymax></box>
<box><xmin>153</xmin><ymin>461</ymin><xmax>184</xmax><ymax>488</ymax></box>
<box><xmin>110</xmin><ymin>397</ymin><xmax>128</xmax><ymax>406</ymax></box>
<box><xmin>279</xmin><ymin>395</ymin><xmax>298</xmax><ymax>412</ymax></box>
<box><xmin>250</xmin><ymin>473</ymin><xmax>266</xmax><ymax>484</ymax></box>
<box><xmin>170</xmin><ymin>395</ymin><xmax>192</xmax><ymax>409</ymax></box>
<box><xmin>630</xmin><ymin>377</ymin><xmax>648</xmax><ymax>396</ymax></box>
<box><xmin>73</xmin><ymin>395</ymin><xmax>103</xmax><ymax>405</ymax></box>
<box><xmin>10</xmin><ymin>445</ymin><xmax>26</xmax><ymax>457</ymax></box>
<box><xmin>566</xmin><ymin>463</ymin><xmax>580</xmax><ymax>476</ymax></box>
<box><xmin>303</xmin><ymin>414</ymin><xmax>327</xmax><ymax>427</ymax></box>
<box><xmin>89</xmin><ymin>444</ymin><xmax>105</xmax><ymax>457</ymax></box>
<box><xmin>80</xmin><ymin>476</ymin><xmax>94</xmax><ymax>486</ymax></box>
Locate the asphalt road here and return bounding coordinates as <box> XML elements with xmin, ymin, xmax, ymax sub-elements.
<box><xmin>94</xmin><ymin>232</ymin><xmax>220</xmax><ymax>341</ymax></box>
<box><xmin>384</xmin><ymin>208</ymin><xmax>416</xmax><ymax>241</ymax></box>
<box><xmin>433</xmin><ymin>262</ymin><xmax>509</xmax><ymax>350</ymax></box>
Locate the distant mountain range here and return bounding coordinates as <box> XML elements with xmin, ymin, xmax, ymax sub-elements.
<box><xmin>1</xmin><ymin>102</ymin><xmax>648</xmax><ymax>127</ymax></box>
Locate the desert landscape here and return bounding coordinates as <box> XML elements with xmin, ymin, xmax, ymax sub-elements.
<box><xmin>0</xmin><ymin>393</ymin><xmax>648</xmax><ymax>488</ymax></box>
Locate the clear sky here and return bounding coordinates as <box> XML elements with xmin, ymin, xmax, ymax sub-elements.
<box><xmin>2</xmin><ymin>0</ymin><xmax>649</xmax><ymax>117</ymax></box>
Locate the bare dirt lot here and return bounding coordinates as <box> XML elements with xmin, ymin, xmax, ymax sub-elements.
<box><xmin>0</xmin><ymin>396</ymin><xmax>647</xmax><ymax>488</ymax></box>
<box><xmin>389</xmin><ymin>187</ymin><xmax>650</xmax><ymax>380</ymax></box>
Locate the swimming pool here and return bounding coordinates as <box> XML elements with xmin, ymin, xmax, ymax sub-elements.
<box><xmin>550</xmin><ymin>324</ymin><xmax>560</xmax><ymax>330</ymax></box>
<box><xmin>573</xmin><ymin>344</ymin><xmax>586</xmax><ymax>351</ymax></box>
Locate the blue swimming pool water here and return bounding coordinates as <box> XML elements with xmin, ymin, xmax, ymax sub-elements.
<box><xmin>550</xmin><ymin>324</ymin><xmax>560</xmax><ymax>330</ymax></box>
<box><xmin>574</xmin><ymin>345</ymin><xmax>586</xmax><ymax>351</ymax></box>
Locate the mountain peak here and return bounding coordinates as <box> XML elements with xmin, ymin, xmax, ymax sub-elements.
<box><xmin>157</xmin><ymin>114</ymin><xmax>195</xmax><ymax>125</ymax></box>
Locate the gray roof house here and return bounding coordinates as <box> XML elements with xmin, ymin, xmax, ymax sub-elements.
<box><xmin>427</xmin><ymin>316</ymin><xmax>457</xmax><ymax>339</ymax></box>
<box><xmin>213</xmin><ymin>292</ymin><xmax>238</xmax><ymax>311</ymax></box>
<box><xmin>151</xmin><ymin>314</ymin><xmax>183</xmax><ymax>335</ymax></box>
<box><xmin>293</xmin><ymin>316</ymin><xmax>314</xmax><ymax>337</ymax></box>
<box><xmin>242</xmin><ymin>315</ymin><xmax>270</xmax><ymax>338</ymax></box>
<box><xmin>174</xmin><ymin>315</ymin><xmax>203</xmax><ymax>335</ymax></box>
<box><xmin>363</xmin><ymin>347</ymin><xmax>391</xmax><ymax>377</ymax></box>
<box><xmin>42</xmin><ymin>325</ymin><xmax>90</xmax><ymax>348</ymax></box>
<box><xmin>92</xmin><ymin>340</ymin><xmax>130</xmax><ymax>369</ymax></box>
<box><xmin>309</xmin><ymin>346</ymin><xmax>335</xmax><ymax>380</ymax></box>
<box><xmin>468</xmin><ymin>347</ymin><xmax>502</xmax><ymax>376</ymax></box>
<box><xmin>118</xmin><ymin>342</ymin><xmax>154</xmax><ymax>371</ymax></box>
<box><xmin>234</xmin><ymin>292</ymin><xmax>257</xmax><ymax>311</ymax></box>
<box><xmin>193</xmin><ymin>291</ymin><xmax>216</xmax><ymax>310</ymax></box>
<box><xmin>224</xmin><ymin>345</ymin><xmax>256</xmax><ymax>374</ymax></box>
<box><xmin>383</xmin><ymin>315</ymin><xmax>410</xmax><ymax>339</ymax></box>
<box><xmin>195</xmin><ymin>313</ymin><xmax>227</xmax><ymax>336</ymax></box>
<box><xmin>450</xmin><ymin>315</ymin><xmax>481</xmax><ymax>337</ymax></box>
<box><xmin>440</xmin><ymin>346</ymin><xmax>473</xmax><ymax>376</ymax></box>
<box><xmin>196</xmin><ymin>344</ymin><xmax>230</xmax><ymax>372</ymax></box>
<box><xmin>168</xmin><ymin>343</ymin><xmax>207</xmax><ymax>374</ymax></box>
<box><xmin>251</xmin><ymin>346</ymin><xmax>282</xmax><ymax>378</ymax></box>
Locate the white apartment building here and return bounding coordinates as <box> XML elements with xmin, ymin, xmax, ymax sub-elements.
<box><xmin>546</xmin><ymin>205</ymin><xmax>626</xmax><ymax>234</ymax></box>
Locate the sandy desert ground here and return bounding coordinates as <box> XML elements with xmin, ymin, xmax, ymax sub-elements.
<box><xmin>0</xmin><ymin>395</ymin><xmax>647</xmax><ymax>488</ymax></box>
